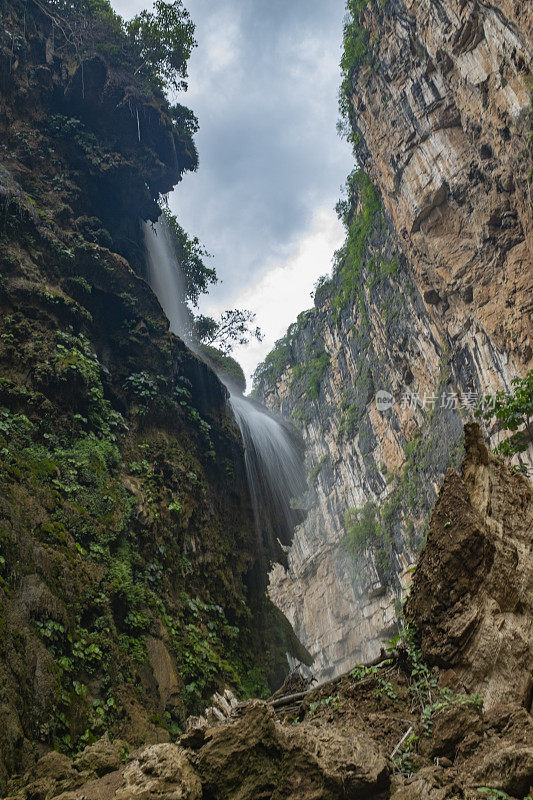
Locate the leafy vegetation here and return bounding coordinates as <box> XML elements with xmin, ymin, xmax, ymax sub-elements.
<box><xmin>0</xmin><ymin>304</ymin><xmax>281</xmax><ymax>755</ymax></box>
<box><xmin>350</xmin><ymin>662</ymin><xmax>398</xmax><ymax>701</ymax></box>
<box><xmin>344</xmin><ymin>501</ymin><xmax>393</xmax><ymax>572</ymax></box>
<box><xmin>309</xmin><ymin>453</ymin><xmax>329</xmax><ymax>483</ymax></box>
<box><xmin>161</xmin><ymin>207</ymin><xmax>216</xmax><ymax>306</ymax></box>
<box><xmin>476</xmin><ymin>370</ymin><xmax>533</xmax><ymax>469</ymax></box>
<box><xmin>0</xmin><ymin>0</ymin><xmax>304</xmax><ymax>779</ymax></box>
<box><xmin>291</xmin><ymin>349</ymin><xmax>330</xmax><ymax>401</ymax></box>
<box><xmin>194</xmin><ymin>309</ymin><xmax>263</xmax><ymax>356</ymax></box>
<box><xmin>125</xmin><ymin>0</ymin><xmax>196</xmax><ymax>91</ymax></box>
<box><xmin>332</xmin><ymin>169</ymin><xmax>381</xmax><ymax>315</ymax></box>
<box><xmin>39</xmin><ymin>0</ymin><xmax>196</xmax><ymax>95</ymax></box>
<box><xmin>478</xmin><ymin>791</ymin><xmax>532</xmax><ymax>800</ymax></box>
<box><xmin>389</xmin><ymin>625</ymin><xmax>483</xmax><ymax>776</ymax></box>
<box><xmin>309</xmin><ymin>694</ymin><xmax>339</xmax><ymax>717</ymax></box>
<box><xmin>338</xmin><ymin>0</ymin><xmax>371</xmax><ymax>132</ymax></box>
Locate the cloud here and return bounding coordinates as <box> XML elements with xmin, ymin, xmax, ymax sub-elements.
<box><xmin>110</xmin><ymin>0</ymin><xmax>352</xmax><ymax>378</ymax></box>
<box><xmin>199</xmin><ymin>205</ymin><xmax>345</xmax><ymax>390</ymax></box>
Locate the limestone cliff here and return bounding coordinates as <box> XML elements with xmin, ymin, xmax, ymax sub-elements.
<box><xmin>254</xmin><ymin>0</ymin><xmax>533</xmax><ymax>680</ymax></box>
<box><xmin>0</xmin><ymin>0</ymin><xmax>301</xmax><ymax>787</ymax></box>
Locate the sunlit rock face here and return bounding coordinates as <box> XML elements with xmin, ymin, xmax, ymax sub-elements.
<box><xmin>353</xmin><ymin>0</ymin><xmax>533</xmax><ymax>368</ymax></box>
<box><xmin>257</xmin><ymin>0</ymin><xmax>532</xmax><ymax>681</ymax></box>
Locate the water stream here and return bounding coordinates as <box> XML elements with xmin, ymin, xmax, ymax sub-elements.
<box><xmin>143</xmin><ymin>219</ymin><xmax>307</xmax><ymax>564</ymax></box>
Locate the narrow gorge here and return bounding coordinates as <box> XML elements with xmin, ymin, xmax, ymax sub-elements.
<box><xmin>0</xmin><ymin>0</ymin><xmax>532</xmax><ymax>798</ymax></box>
<box><xmin>254</xmin><ymin>0</ymin><xmax>533</xmax><ymax>681</ymax></box>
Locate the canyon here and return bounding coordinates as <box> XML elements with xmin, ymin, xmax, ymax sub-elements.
<box><xmin>7</xmin><ymin>423</ymin><xmax>533</xmax><ymax>799</ymax></box>
<box><xmin>0</xmin><ymin>0</ymin><xmax>531</xmax><ymax>795</ymax></box>
<box><xmin>254</xmin><ymin>0</ymin><xmax>533</xmax><ymax>681</ymax></box>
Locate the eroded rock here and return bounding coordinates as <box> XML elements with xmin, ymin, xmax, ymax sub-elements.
<box><xmin>407</xmin><ymin>423</ymin><xmax>533</xmax><ymax>710</ymax></box>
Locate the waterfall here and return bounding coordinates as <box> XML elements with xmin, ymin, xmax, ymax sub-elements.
<box><xmin>143</xmin><ymin>221</ymin><xmax>193</xmax><ymax>344</ymax></box>
<box><xmin>229</xmin><ymin>393</ymin><xmax>306</xmax><ymax>559</ymax></box>
<box><xmin>143</xmin><ymin>218</ymin><xmax>307</xmax><ymax>564</ymax></box>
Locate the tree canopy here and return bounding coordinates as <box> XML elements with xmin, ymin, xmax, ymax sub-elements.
<box><xmin>38</xmin><ymin>0</ymin><xmax>196</xmax><ymax>94</ymax></box>
<box><xmin>126</xmin><ymin>0</ymin><xmax>196</xmax><ymax>91</ymax></box>
<box><xmin>194</xmin><ymin>310</ymin><xmax>263</xmax><ymax>356</ymax></box>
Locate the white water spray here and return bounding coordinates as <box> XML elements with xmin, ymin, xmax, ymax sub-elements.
<box><xmin>143</xmin><ymin>221</ymin><xmax>193</xmax><ymax>344</ymax></box>
<box><xmin>144</xmin><ymin>217</ymin><xmax>307</xmax><ymax>561</ymax></box>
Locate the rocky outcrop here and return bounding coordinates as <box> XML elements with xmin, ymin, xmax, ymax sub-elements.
<box><xmin>9</xmin><ymin>429</ymin><xmax>533</xmax><ymax>798</ymax></box>
<box><xmin>408</xmin><ymin>423</ymin><xmax>533</xmax><ymax>711</ymax></box>
<box><xmin>255</xmin><ymin>0</ymin><xmax>533</xmax><ymax>680</ymax></box>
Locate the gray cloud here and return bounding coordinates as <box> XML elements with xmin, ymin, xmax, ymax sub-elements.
<box><xmin>112</xmin><ymin>0</ymin><xmax>352</xmax><ymax>306</ymax></box>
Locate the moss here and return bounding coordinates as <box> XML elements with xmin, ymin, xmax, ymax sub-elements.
<box><xmin>292</xmin><ymin>350</ymin><xmax>330</xmax><ymax>400</ymax></box>
<box><xmin>332</xmin><ymin>170</ymin><xmax>381</xmax><ymax>316</ymax></box>
<box><xmin>199</xmin><ymin>344</ymin><xmax>246</xmax><ymax>393</ymax></box>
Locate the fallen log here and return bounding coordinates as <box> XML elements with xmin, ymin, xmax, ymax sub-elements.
<box><xmin>268</xmin><ymin>650</ymin><xmax>399</xmax><ymax>709</ymax></box>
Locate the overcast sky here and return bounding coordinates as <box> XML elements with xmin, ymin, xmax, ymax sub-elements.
<box><xmin>111</xmin><ymin>0</ymin><xmax>352</xmax><ymax>387</ymax></box>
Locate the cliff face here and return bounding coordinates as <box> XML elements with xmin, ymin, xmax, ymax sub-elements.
<box><xmin>255</xmin><ymin>0</ymin><xmax>533</xmax><ymax>680</ymax></box>
<box><xmin>0</xmin><ymin>1</ymin><xmax>299</xmax><ymax>786</ymax></box>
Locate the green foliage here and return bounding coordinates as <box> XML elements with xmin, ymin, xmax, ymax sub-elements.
<box><xmin>292</xmin><ymin>350</ymin><xmax>330</xmax><ymax>400</ymax></box>
<box><xmin>169</xmin><ymin>103</ymin><xmax>200</xmax><ymax>137</ymax></box>
<box><xmin>350</xmin><ymin>661</ymin><xmax>397</xmax><ymax>701</ymax></box>
<box><xmin>345</xmin><ymin>502</ymin><xmax>380</xmax><ymax>555</ymax></box>
<box><xmin>124</xmin><ymin>371</ymin><xmax>159</xmax><ymax>414</ymax></box>
<box><xmin>344</xmin><ymin>501</ymin><xmax>393</xmax><ymax>572</ymax></box>
<box><xmin>309</xmin><ymin>694</ymin><xmax>339</xmax><ymax>717</ymax></box>
<box><xmin>194</xmin><ymin>309</ymin><xmax>263</xmax><ymax>356</ymax></box>
<box><xmin>338</xmin><ymin>401</ymin><xmax>363</xmax><ymax>440</ymax></box>
<box><xmin>388</xmin><ymin>625</ymin><xmax>484</xmax><ymax>776</ymax></box>
<box><xmin>338</xmin><ymin>0</ymin><xmax>371</xmax><ymax>133</ymax></box>
<box><xmin>45</xmin><ymin>0</ymin><xmax>196</xmax><ymax>94</ymax></box>
<box><xmin>161</xmin><ymin>208</ymin><xmax>216</xmax><ymax>305</ymax></box>
<box><xmin>309</xmin><ymin>453</ymin><xmax>329</xmax><ymax>483</ymax></box>
<box><xmin>251</xmin><ymin>310</ymin><xmax>315</xmax><ymax>396</ymax></box>
<box><xmin>332</xmin><ymin>169</ymin><xmax>381</xmax><ymax>315</ymax></box>
<box><xmin>478</xmin><ymin>790</ymin><xmax>532</xmax><ymax>800</ymax></box>
<box><xmin>391</xmin><ymin>731</ymin><xmax>419</xmax><ymax>775</ymax></box>
<box><xmin>163</xmin><ymin>595</ymin><xmax>243</xmax><ymax>712</ymax></box>
<box><xmin>126</xmin><ymin>0</ymin><xmax>196</xmax><ymax>91</ymax></box>
<box><xmin>251</xmin><ymin>334</ymin><xmax>294</xmax><ymax>395</ymax></box>
<box><xmin>476</xmin><ymin>370</ymin><xmax>533</xmax><ymax>465</ymax></box>
<box><xmin>199</xmin><ymin>344</ymin><xmax>246</xmax><ymax>393</ymax></box>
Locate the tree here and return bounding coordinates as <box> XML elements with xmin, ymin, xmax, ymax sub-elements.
<box><xmin>38</xmin><ymin>0</ymin><xmax>197</xmax><ymax>96</ymax></box>
<box><xmin>476</xmin><ymin>370</ymin><xmax>533</xmax><ymax>469</ymax></box>
<box><xmin>194</xmin><ymin>310</ymin><xmax>263</xmax><ymax>356</ymax></box>
<box><xmin>126</xmin><ymin>0</ymin><xmax>196</xmax><ymax>91</ymax></box>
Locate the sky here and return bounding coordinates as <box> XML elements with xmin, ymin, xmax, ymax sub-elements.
<box><xmin>111</xmin><ymin>0</ymin><xmax>352</xmax><ymax>388</ymax></box>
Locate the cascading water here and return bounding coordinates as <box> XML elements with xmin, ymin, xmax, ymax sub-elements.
<box><xmin>143</xmin><ymin>218</ymin><xmax>307</xmax><ymax>565</ymax></box>
<box><xmin>143</xmin><ymin>220</ymin><xmax>192</xmax><ymax>344</ymax></box>
<box><xmin>228</xmin><ymin>394</ymin><xmax>306</xmax><ymax>561</ymax></box>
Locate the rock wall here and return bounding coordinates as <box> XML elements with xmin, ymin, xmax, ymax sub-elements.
<box><xmin>255</xmin><ymin>0</ymin><xmax>532</xmax><ymax>681</ymax></box>
<box><xmin>0</xmin><ymin>0</ymin><xmax>301</xmax><ymax>786</ymax></box>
